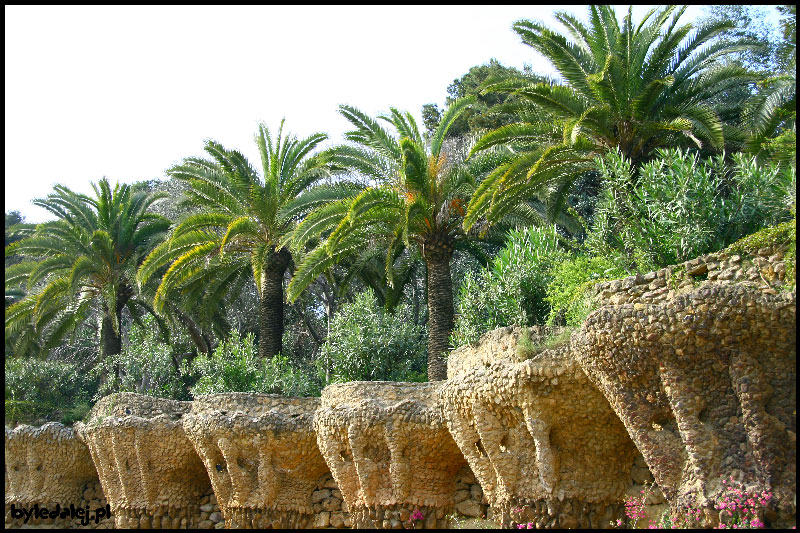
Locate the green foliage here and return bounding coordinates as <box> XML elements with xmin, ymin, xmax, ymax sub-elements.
<box><xmin>93</xmin><ymin>315</ymin><xmax>190</xmax><ymax>401</ymax></box>
<box><xmin>545</xmin><ymin>255</ymin><xmax>628</xmax><ymax>327</ymax></box>
<box><xmin>725</xmin><ymin>216</ymin><xmax>796</xmax><ymax>255</ymax></box>
<box><xmin>317</xmin><ymin>290</ymin><xmax>427</xmax><ymax>384</ymax></box>
<box><xmin>452</xmin><ymin>226</ymin><xmax>567</xmax><ymax>347</ymax></box>
<box><xmin>190</xmin><ymin>329</ymin><xmax>319</xmax><ymax>397</ymax></box>
<box><xmin>465</xmin><ymin>6</ymin><xmax>762</xmax><ymax>229</ymax></box>
<box><xmin>5</xmin><ymin>357</ymin><xmax>98</xmax><ymax>425</ymax></box>
<box><xmin>587</xmin><ymin>148</ymin><xmax>796</xmax><ymax>269</ymax></box>
<box><xmin>426</xmin><ymin>59</ymin><xmax>542</xmax><ymax>138</ymax></box>
<box><xmin>516</xmin><ymin>327</ymin><xmax>572</xmax><ymax>360</ymax></box>
<box><xmin>5</xmin><ymin>179</ymin><xmax>170</xmax><ymax>358</ymax></box>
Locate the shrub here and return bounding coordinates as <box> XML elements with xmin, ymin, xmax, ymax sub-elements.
<box><xmin>5</xmin><ymin>357</ymin><xmax>97</xmax><ymax>425</ymax></box>
<box><xmin>452</xmin><ymin>226</ymin><xmax>568</xmax><ymax>347</ymax></box>
<box><xmin>190</xmin><ymin>329</ymin><xmax>319</xmax><ymax>397</ymax></box>
<box><xmin>545</xmin><ymin>255</ymin><xmax>628</xmax><ymax>327</ymax></box>
<box><xmin>93</xmin><ymin>315</ymin><xmax>189</xmax><ymax>401</ymax></box>
<box><xmin>317</xmin><ymin>289</ymin><xmax>427</xmax><ymax>384</ymax></box>
<box><xmin>588</xmin><ymin>148</ymin><xmax>795</xmax><ymax>270</ymax></box>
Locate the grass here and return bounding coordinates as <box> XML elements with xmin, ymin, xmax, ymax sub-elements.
<box><xmin>516</xmin><ymin>326</ymin><xmax>574</xmax><ymax>359</ymax></box>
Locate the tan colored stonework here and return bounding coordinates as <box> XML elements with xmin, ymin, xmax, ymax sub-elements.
<box><xmin>575</xmin><ymin>282</ymin><xmax>796</xmax><ymax>528</ymax></box>
<box><xmin>183</xmin><ymin>393</ymin><xmax>332</xmax><ymax>528</ymax></box>
<box><xmin>441</xmin><ymin>326</ymin><xmax>638</xmax><ymax>528</ymax></box>
<box><xmin>4</xmin><ymin>423</ymin><xmax>109</xmax><ymax>528</ymax></box>
<box><xmin>75</xmin><ymin>393</ymin><xmax>212</xmax><ymax>528</ymax></box>
<box><xmin>314</xmin><ymin>381</ymin><xmax>468</xmax><ymax>528</ymax></box>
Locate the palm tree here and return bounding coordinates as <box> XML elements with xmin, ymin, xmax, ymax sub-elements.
<box><xmin>287</xmin><ymin>99</ymin><xmax>538</xmax><ymax>381</ymax></box>
<box><xmin>5</xmin><ymin>180</ymin><xmax>170</xmax><ymax>359</ymax></box>
<box><xmin>464</xmin><ymin>5</ymin><xmax>761</xmax><ymax>229</ymax></box>
<box><xmin>138</xmin><ymin>121</ymin><xmax>346</xmax><ymax>359</ymax></box>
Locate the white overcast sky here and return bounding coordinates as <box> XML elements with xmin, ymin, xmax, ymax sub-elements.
<box><xmin>5</xmin><ymin>5</ymin><xmax>777</xmax><ymax>223</ymax></box>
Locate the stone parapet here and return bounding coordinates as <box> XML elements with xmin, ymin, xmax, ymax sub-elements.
<box><xmin>442</xmin><ymin>326</ymin><xmax>639</xmax><ymax>528</ymax></box>
<box><xmin>75</xmin><ymin>393</ymin><xmax>211</xmax><ymax>528</ymax></box>
<box><xmin>314</xmin><ymin>381</ymin><xmax>467</xmax><ymax>528</ymax></box>
<box><xmin>183</xmin><ymin>393</ymin><xmax>332</xmax><ymax>529</ymax></box>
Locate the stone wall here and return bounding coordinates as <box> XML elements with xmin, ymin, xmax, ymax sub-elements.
<box><xmin>4</xmin><ymin>244</ymin><xmax>796</xmax><ymax>529</ymax></box>
<box><xmin>314</xmin><ymin>382</ymin><xmax>468</xmax><ymax>528</ymax></box>
<box><xmin>441</xmin><ymin>326</ymin><xmax>641</xmax><ymax>528</ymax></box>
<box><xmin>590</xmin><ymin>244</ymin><xmax>791</xmax><ymax>308</ymax></box>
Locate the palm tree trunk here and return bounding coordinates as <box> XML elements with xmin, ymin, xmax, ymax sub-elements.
<box><xmin>424</xmin><ymin>246</ymin><xmax>454</xmax><ymax>381</ymax></box>
<box><xmin>258</xmin><ymin>248</ymin><xmax>291</xmax><ymax>359</ymax></box>
<box><xmin>100</xmin><ymin>312</ymin><xmax>122</xmax><ymax>358</ymax></box>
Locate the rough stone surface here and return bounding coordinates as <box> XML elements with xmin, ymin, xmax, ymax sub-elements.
<box><xmin>183</xmin><ymin>393</ymin><xmax>333</xmax><ymax>529</ymax></box>
<box><xmin>441</xmin><ymin>326</ymin><xmax>638</xmax><ymax>528</ymax></box>
<box><xmin>576</xmin><ymin>282</ymin><xmax>796</xmax><ymax>528</ymax></box>
<box><xmin>75</xmin><ymin>393</ymin><xmax>212</xmax><ymax>529</ymax></box>
<box><xmin>314</xmin><ymin>381</ymin><xmax>467</xmax><ymax>528</ymax></box>
<box><xmin>4</xmin><ymin>246</ymin><xmax>795</xmax><ymax>529</ymax></box>
<box><xmin>4</xmin><ymin>423</ymin><xmax>113</xmax><ymax>528</ymax></box>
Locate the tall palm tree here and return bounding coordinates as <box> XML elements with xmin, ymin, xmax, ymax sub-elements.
<box><xmin>5</xmin><ymin>180</ymin><xmax>170</xmax><ymax>358</ymax></box>
<box><xmin>287</xmin><ymin>99</ymin><xmax>539</xmax><ymax>380</ymax></box>
<box><xmin>138</xmin><ymin>121</ymin><xmax>346</xmax><ymax>359</ymax></box>
<box><xmin>464</xmin><ymin>5</ymin><xmax>761</xmax><ymax>229</ymax></box>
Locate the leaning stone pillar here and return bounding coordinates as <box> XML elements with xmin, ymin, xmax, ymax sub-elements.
<box><xmin>440</xmin><ymin>326</ymin><xmax>638</xmax><ymax>528</ymax></box>
<box><xmin>183</xmin><ymin>393</ymin><xmax>333</xmax><ymax>528</ymax></box>
<box><xmin>75</xmin><ymin>393</ymin><xmax>211</xmax><ymax>528</ymax></box>
<box><xmin>315</xmin><ymin>382</ymin><xmax>468</xmax><ymax>528</ymax></box>
<box><xmin>575</xmin><ymin>284</ymin><xmax>796</xmax><ymax>528</ymax></box>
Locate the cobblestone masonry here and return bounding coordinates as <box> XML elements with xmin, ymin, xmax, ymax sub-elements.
<box><xmin>4</xmin><ymin>423</ymin><xmax>112</xmax><ymax>528</ymax></box>
<box><xmin>183</xmin><ymin>393</ymin><xmax>333</xmax><ymax>529</ymax></box>
<box><xmin>4</xmin><ymin>244</ymin><xmax>795</xmax><ymax>529</ymax></box>
<box><xmin>74</xmin><ymin>393</ymin><xmax>212</xmax><ymax>528</ymax></box>
<box><xmin>441</xmin><ymin>326</ymin><xmax>641</xmax><ymax>528</ymax></box>
<box><xmin>314</xmin><ymin>381</ymin><xmax>468</xmax><ymax>528</ymax></box>
<box><xmin>575</xmin><ymin>282</ymin><xmax>796</xmax><ymax>528</ymax></box>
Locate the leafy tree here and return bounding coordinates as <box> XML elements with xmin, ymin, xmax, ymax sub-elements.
<box><xmin>5</xmin><ymin>180</ymin><xmax>170</xmax><ymax>360</ymax></box>
<box><xmin>421</xmin><ymin>103</ymin><xmax>442</xmax><ymax>137</ymax></box>
<box><xmin>698</xmin><ymin>5</ymin><xmax>780</xmax><ymax>74</ymax></box>
<box><xmin>5</xmin><ymin>211</ymin><xmax>24</xmax><ymax>248</ymax></box>
<box><xmin>316</xmin><ymin>289</ymin><xmax>426</xmax><ymax>384</ymax></box>
<box><xmin>139</xmin><ymin>121</ymin><xmax>345</xmax><ymax>359</ymax></box>
<box><xmin>287</xmin><ymin>99</ymin><xmax>534</xmax><ymax>380</ymax></box>
<box><xmin>421</xmin><ymin>59</ymin><xmax>542</xmax><ymax>138</ymax></box>
<box><xmin>465</xmin><ymin>5</ymin><xmax>761</xmax><ymax>229</ymax></box>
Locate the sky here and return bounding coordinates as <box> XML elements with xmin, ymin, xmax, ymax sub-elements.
<box><xmin>4</xmin><ymin>5</ymin><xmax>776</xmax><ymax>223</ymax></box>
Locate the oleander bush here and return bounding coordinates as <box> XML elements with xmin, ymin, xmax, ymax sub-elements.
<box><xmin>316</xmin><ymin>289</ymin><xmax>427</xmax><ymax>384</ymax></box>
<box><xmin>452</xmin><ymin>226</ymin><xmax>568</xmax><ymax>347</ymax></box>
<box><xmin>5</xmin><ymin>357</ymin><xmax>97</xmax><ymax>425</ymax></box>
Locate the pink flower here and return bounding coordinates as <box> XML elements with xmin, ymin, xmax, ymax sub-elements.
<box><xmin>410</xmin><ymin>509</ymin><xmax>424</xmax><ymax>521</ymax></box>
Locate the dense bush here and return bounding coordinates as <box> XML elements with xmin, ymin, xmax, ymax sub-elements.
<box><xmin>5</xmin><ymin>357</ymin><xmax>97</xmax><ymax>425</ymax></box>
<box><xmin>93</xmin><ymin>315</ymin><xmax>190</xmax><ymax>401</ymax></box>
<box><xmin>190</xmin><ymin>329</ymin><xmax>319</xmax><ymax>397</ymax></box>
<box><xmin>317</xmin><ymin>289</ymin><xmax>427</xmax><ymax>384</ymax></box>
<box><xmin>587</xmin><ymin>148</ymin><xmax>795</xmax><ymax>271</ymax></box>
<box><xmin>545</xmin><ymin>255</ymin><xmax>628</xmax><ymax>327</ymax></box>
<box><xmin>452</xmin><ymin>226</ymin><xmax>568</xmax><ymax>347</ymax></box>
